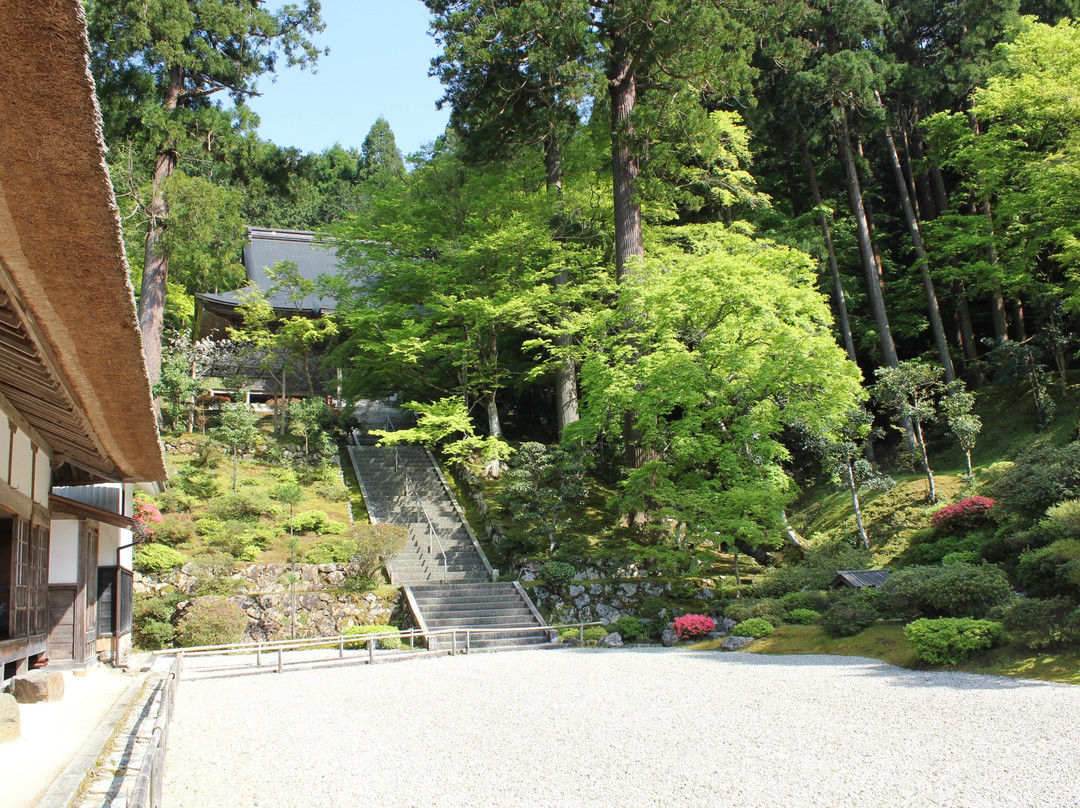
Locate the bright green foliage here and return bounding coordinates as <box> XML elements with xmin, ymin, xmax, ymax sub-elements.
<box><xmin>732</xmin><ymin>618</ymin><xmax>775</xmax><ymax>638</ymax></box>
<box><xmin>132</xmin><ymin>590</ymin><xmax>182</xmax><ymax>650</ymax></box>
<box><xmin>904</xmin><ymin>618</ymin><xmax>1006</xmax><ymax>665</ymax></box>
<box><xmin>373</xmin><ymin>398</ymin><xmax>512</xmax><ymax>473</ymax></box>
<box><xmin>572</xmin><ymin>223</ymin><xmax>862</xmax><ymax>536</ymax></box>
<box><xmin>343</xmin><ymin>625</ymin><xmax>403</xmax><ymax>650</ymax></box>
<box><xmin>786</xmin><ymin>608</ymin><xmax>822</xmax><ymax>625</ymax></box>
<box><xmin>612</xmin><ymin>615</ymin><xmax>648</xmax><ymax>642</ymax></box>
<box><xmin>210</xmin><ymin>404</ymin><xmax>261</xmax><ymax>492</ymax></box>
<box><xmin>175</xmin><ymin>597</ymin><xmax>249</xmax><ymax>648</ymax></box>
<box><xmin>359</xmin><ymin>117</ymin><xmax>406</xmax><ymax>187</ymax></box>
<box><xmin>1017</xmin><ymin>539</ymin><xmax>1080</xmax><ymax>600</ymax></box>
<box><xmin>881</xmin><ymin>564</ymin><xmax>1013</xmax><ymax>618</ymax></box>
<box><xmin>134</xmin><ymin>543</ymin><xmax>187</xmax><ymax>573</ymax></box>
<box><xmin>539</xmin><ymin>561</ymin><xmax>576</xmax><ymax>586</ymax></box>
<box><xmin>940</xmin><ymin>385</ymin><xmax>983</xmax><ymax>478</ymax></box>
<box><xmin>495</xmin><ymin>443</ymin><xmax>588</xmax><ymax>554</ymax></box>
<box><xmin>994</xmin><ymin>597</ymin><xmax>1080</xmax><ymax>651</ymax></box>
<box><xmin>288</xmin><ymin>397</ymin><xmax>330</xmax><ymax>457</ymax></box>
<box><xmin>292</xmin><ymin>510</ymin><xmax>345</xmax><ymax>535</ymax></box>
<box><xmin>873</xmin><ymin>362</ymin><xmax>944</xmax><ymax>502</ymax></box>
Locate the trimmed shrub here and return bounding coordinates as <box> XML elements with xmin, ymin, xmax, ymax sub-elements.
<box><xmin>539</xmin><ymin>561</ymin><xmax>576</xmax><ymax>586</ymax></box>
<box><xmin>211</xmin><ymin>490</ymin><xmax>278</xmax><ymax>521</ymax></box>
<box><xmin>904</xmin><ymin>618</ymin><xmax>1006</xmax><ymax>665</ymax></box>
<box><xmin>923</xmin><ymin>564</ymin><xmax>1013</xmax><ymax>618</ymax></box>
<box><xmin>343</xmin><ymin>624</ymin><xmax>403</xmax><ymax>650</ymax></box>
<box><xmin>724</xmin><ymin>598</ymin><xmax>787</xmax><ymax>626</ymax></box>
<box><xmin>881</xmin><ymin>564</ymin><xmax>1012</xmax><ymax>618</ymax></box>
<box><xmin>558</xmin><ymin>625</ymin><xmax>611</xmax><ymax>644</ymax></box>
<box><xmin>732</xmin><ymin>618</ymin><xmax>774</xmax><ymax>638</ymax></box>
<box><xmin>156</xmin><ymin>487</ymin><xmax>194</xmax><ymax>514</ymax></box>
<box><xmin>941</xmin><ymin>551</ymin><xmax>977</xmax><ymax>565</ymax></box>
<box><xmin>175</xmin><ymin>597</ymin><xmax>248</xmax><ymax>648</ymax></box>
<box><xmin>907</xmin><ymin>533</ymin><xmax>986</xmax><ymax>564</ymax></box>
<box><xmin>786</xmin><ymin>608</ymin><xmax>821</xmax><ymax>625</ymax></box>
<box><xmin>992</xmin><ymin>597</ymin><xmax>1080</xmax><ymax>651</ymax></box>
<box><xmin>931</xmin><ymin>496</ymin><xmax>995</xmax><ymax>532</ymax></box>
<box><xmin>822</xmin><ymin>594</ymin><xmax>879</xmax><ymax>637</ymax></box>
<box><xmin>178</xmin><ymin>470</ymin><xmax>219</xmax><ymax>499</ymax></box>
<box><xmin>132</xmin><ymin>589</ymin><xmax>182</xmax><ymax>650</ymax></box>
<box><xmin>1016</xmin><ymin>539</ymin><xmax>1080</xmax><ymax>600</ymax></box>
<box><xmin>781</xmin><ymin>591</ymin><xmax>830</xmax><ymax>614</ymax></box>
<box><xmin>146</xmin><ymin>515</ymin><xmax>195</xmax><ymax>548</ymax></box>
<box><xmin>292</xmin><ymin>509</ymin><xmax>334</xmax><ymax>534</ymax></box>
<box><xmin>990</xmin><ymin>444</ymin><xmax>1080</xmax><ymax>520</ymax></box>
<box><xmin>133</xmin><ymin>543</ymin><xmax>187</xmax><ymax>574</ymax></box>
<box><xmin>1045</xmin><ymin>499</ymin><xmax>1080</xmax><ymax>538</ymax></box>
<box><xmin>613</xmin><ymin>615</ymin><xmax>648</xmax><ymax>642</ymax></box>
<box><xmin>673</xmin><ymin>613</ymin><xmax>715</xmax><ymax>639</ymax></box>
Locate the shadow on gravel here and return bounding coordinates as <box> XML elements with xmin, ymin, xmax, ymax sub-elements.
<box><xmin>581</xmin><ymin>646</ymin><xmax>1056</xmax><ymax>691</ymax></box>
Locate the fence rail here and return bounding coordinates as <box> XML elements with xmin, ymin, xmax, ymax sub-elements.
<box><xmin>152</xmin><ymin>622</ymin><xmax>606</xmax><ymax>674</ymax></box>
<box><xmin>127</xmin><ymin>654</ymin><xmax>182</xmax><ymax>808</ymax></box>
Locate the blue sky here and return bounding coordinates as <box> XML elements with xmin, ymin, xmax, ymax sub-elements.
<box><xmin>248</xmin><ymin>1</ymin><xmax>451</xmax><ymax>159</ymax></box>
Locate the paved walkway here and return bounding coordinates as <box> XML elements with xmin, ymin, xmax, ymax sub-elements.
<box><xmin>0</xmin><ymin>665</ymin><xmax>145</xmax><ymax>808</ymax></box>
<box><xmin>163</xmin><ymin>648</ymin><xmax>1080</xmax><ymax>808</ymax></box>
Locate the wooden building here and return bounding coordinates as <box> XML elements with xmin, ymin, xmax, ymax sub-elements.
<box><xmin>0</xmin><ymin>2</ymin><xmax>165</xmax><ymax>680</ymax></box>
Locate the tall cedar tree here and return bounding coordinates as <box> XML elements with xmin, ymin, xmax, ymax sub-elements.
<box><xmin>85</xmin><ymin>0</ymin><xmax>325</xmax><ymax>386</ymax></box>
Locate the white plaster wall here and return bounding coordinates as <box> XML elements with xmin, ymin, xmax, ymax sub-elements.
<box><xmin>34</xmin><ymin>447</ymin><xmax>50</xmax><ymax>506</ymax></box>
<box><xmin>0</xmin><ymin>410</ymin><xmax>8</xmax><ymax>484</ymax></box>
<box><xmin>49</xmin><ymin>519</ymin><xmax>79</xmax><ymax>583</ymax></box>
<box><xmin>98</xmin><ymin>522</ymin><xmax>122</xmax><ymax>566</ymax></box>
<box><xmin>10</xmin><ymin>430</ymin><xmax>32</xmax><ymax>495</ymax></box>
<box><xmin>118</xmin><ymin>528</ymin><xmax>133</xmax><ymax>570</ymax></box>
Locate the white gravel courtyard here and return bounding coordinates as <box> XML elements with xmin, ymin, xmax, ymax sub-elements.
<box><xmin>163</xmin><ymin>648</ymin><xmax>1080</xmax><ymax>808</ymax></box>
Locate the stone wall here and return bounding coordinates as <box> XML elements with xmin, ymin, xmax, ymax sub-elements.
<box><xmin>526</xmin><ymin>578</ymin><xmax>718</xmax><ymax>625</ymax></box>
<box><xmin>136</xmin><ymin>561</ymin><xmax>400</xmax><ymax>643</ymax></box>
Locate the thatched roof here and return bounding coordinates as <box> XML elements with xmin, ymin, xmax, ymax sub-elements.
<box><xmin>0</xmin><ymin>1</ymin><xmax>164</xmax><ymax>484</ymax></box>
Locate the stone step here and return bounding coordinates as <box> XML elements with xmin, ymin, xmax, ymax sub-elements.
<box><xmin>426</xmin><ymin>615</ymin><xmax>537</xmax><ymax>628</ymax></box>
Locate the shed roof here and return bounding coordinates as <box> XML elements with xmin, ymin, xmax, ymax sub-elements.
<box><xmin>195</xmin><ymin>228</ymin><xmax>343</xmax><ymax>314</ymax></box>
<box><xmin>832</xmin><ymin>569</ymin><xmax>892</xmax><ymax>589</ymax></box>
<box><xmin>0</xmin><ymin>0</ymin><xmax>165</xmax><ymax>484</ymax></box>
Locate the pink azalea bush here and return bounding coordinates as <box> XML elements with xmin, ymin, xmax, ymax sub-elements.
<box><xmin>931</xmin><ymin>496</ymin><xmax>995</xmax><ymax>532</ymax></box>
<box><xmin>133</xmin><ymin>495</ymin><xmax>163</xmax><ymax>541</ymax></box>
<box><xmin>673</xmin><ymin>613</ymin><xmax>715</xmax><ymax>640</ymax></box>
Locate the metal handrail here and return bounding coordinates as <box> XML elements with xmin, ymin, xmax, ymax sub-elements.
<box><xmin>383</xmin><ymin>414</ymin><xmax>448</xmax><ymax>583</ymax></box>
<box><xmin>127</xmin><ymin>654</ymin><xmax>182</xmax><ymax>808</ymax></box>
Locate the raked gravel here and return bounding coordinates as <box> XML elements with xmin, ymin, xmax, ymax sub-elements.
<box><xmin>163</xmin><ymin>648</ymin><xmax>1080</xmax><ymax>808</ymax></box>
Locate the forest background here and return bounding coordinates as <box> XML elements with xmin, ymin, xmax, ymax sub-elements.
<box><xmin>85</xmin><ymin>0</ymin><xmax>1080</xmax><ymax>554</ymax></box>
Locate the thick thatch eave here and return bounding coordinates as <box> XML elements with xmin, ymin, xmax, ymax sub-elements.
<box><xmin>0</xmin><ymin>1</ymin><xmax>165</xmax><ymax>483</ymax></box>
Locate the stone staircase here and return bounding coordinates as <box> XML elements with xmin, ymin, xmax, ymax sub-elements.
<box><xmin>348</xmin><ymin>443</ymin><xmax>554</xmax><ymax>650</ymax></box>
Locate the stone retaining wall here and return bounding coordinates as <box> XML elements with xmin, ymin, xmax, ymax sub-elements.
<box><xmin>136</xmin><ymin>562</ymin><xmax>400</xmax><ymax>643</ymax></box>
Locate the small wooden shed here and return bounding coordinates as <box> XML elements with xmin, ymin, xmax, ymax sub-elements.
<box><xmin>831</xmin><ymin>569</ymin><xmax>892</xmax><ymax>589</ymax></box>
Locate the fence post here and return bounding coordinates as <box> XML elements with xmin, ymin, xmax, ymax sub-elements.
<box><xmin>277</xmin><ymin>647</ymin><xmax>283</xmax><ymax>674</ymax></box>
<box><xmin>465</xmin><ymin>630</ymin><xmax>470</xmax><ymax>655</ymax></box>
<box><xmin>339</xmin><ymin>637</ymin><xmax>344</xmax><ymax>658</ymax></box>
<box><xmin>579</xmin><ymin>624</ymin><xmax>584</xmax><ymax>642</ymax></box>
<box><xmin>452</xmin><ymin>631</ymin><xmax>457</xmax><ymax>655</ymax></box>
<box><xmin>256</xmin><ymin>642</ymin><xmax>262</xmax><ymax>667</ymax></box>
<box><xmin>368</xmin><ymin>638</ymin><xmax>375</xmax><ymax>665</ymax></box>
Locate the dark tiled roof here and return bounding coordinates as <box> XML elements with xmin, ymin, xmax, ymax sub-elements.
<box><xmin>195</xmin><ymin>228</ymin><xmax>343</xmax><ymax>314</ymax></box>
<box><xmin>832</xmin><ymin>569</ymin><xmax>892</xmax><ymax>588</ymax></box>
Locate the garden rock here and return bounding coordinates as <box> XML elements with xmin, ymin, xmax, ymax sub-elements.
<box><xmin>0</xmin><ymin>694</ymin><xmax>19</xmax><ymax>743</ymax></box>
<box><xmin>713</xmin><ymin>617</ymin><xmax>738</xmax><ymax>636</ymax></box>
<box><xmin>661</xmin><ymin>629</ymin><xmax>679</xmax><ymax>647</ymax></box>
<box><xmin>597</xmin><ymin>632</ymin><xmax>624</xmax><ymax>648</ymax></box>
<box><xmin>721</xmin><ymin>636</ymin><xmax>755</xmax><ymax>651</ymax></box>
<box><xmin>595</xmin><ymin>603</ymin><xmax>621</xmax><ymax>624</ymax></box>
<box><xmin>12</xmin><ymin>671</ymin><xmax>64</xmax><ymax>703</ymax></box>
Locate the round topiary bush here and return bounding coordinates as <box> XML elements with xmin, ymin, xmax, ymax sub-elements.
<box><xmin>612</xmin><ymin>615</ymin><xmax>648</xmax><ymax>642</ymax></box>
<box><xmin>133</xmin><ymin>543</ymin><xmax>187</xmax><ymax>574</ymax></box>
<box><xmin>539</xmin><ymin>561</ymin><xmax>576</xmax><ymax>586</ymax></box>
<box><xmin>673</xmin><ymin>613</ymin><xmax>716</xmax><ymax>640</ymax></box>
<box><xmin>732</xmin><ymin>617</ymin><xmax>774</xmax><ymax>638</ymax></box>
<box><xmin>785</xmin><ymin>608</ymin><xmax>821</xmax><ymax>625</ymax></box>
<box><xmin>903</xmin><ymin>617</ymin><xmax>1005</xmax><ymax>665</ymax></box>
<box><xmin>174</xmin><ymin>597</ymin><xmax>248</xmax><ymax>648</ymax></box>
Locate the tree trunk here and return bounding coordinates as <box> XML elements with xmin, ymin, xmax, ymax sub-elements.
<box><xmin>1012</xmin><ymin>300</ymin><xmax>1028</xmax><ymax>342</ymax></box>
<box><xmin>879</xmin><ymin>104</ymin><xmax>956</xmax><ymax>382</ymax></box>
<box><xmin>484</xmin><ymin>392</ymin><xmax>503</xmax><ymax>478</ymax></box>
<box><xmin>969</xmin><ymin>115</ymin><xmax>1009</xmax><ymax>343</ymax></box>
<box><xmin>139</xmin><ymin>65</ymin><xmax>183</xmax><ymax>388</ymax></box>
<box><xmin>914</xmin><ymin>418</ymin><xmax>936</xmax><ymax>503</ymax></box>
<box><xmin>837</xmin><ymin>109</ymin><xmax>916</xmax><ymax>451</ymax></box>
<box><xmin>965</xmin><ymin>448</ymin><xmax>974</xmax><ymax>479</ymax></box>
<box><xmin>732</xmin><ymin>547</ymin><xmax>740</xmax><ymax>598</ymax></box>
<box><xmin>232</xmin><ymin>447</ymin><xmax>239</xmax><ymax>493</ymax></box>
<box><xmin>802</xmin><ymin>142</ymin><xmax>857</xmax><ymax>364</ymax></box>
<box><xmin>955</xmin><ymin>282</ymin><xmax>985</xmax><ymax>388</ymax></box>
<box><xmin>847</xmin><ymin>460</ymin><xmax>870</xmax><ymax>551</ymax></box>
<box><xmin>609</xmin><ymin>48</ymin><xmax>644</xmax><ymax>283</ymax></box>
<box><xmin>837</xmin><ymin>109</ymin><xmax>901</xmax><ymax>370</ymax></box>
<box><xmin>546</xmin><ymin>131</ymin><xmax>580</xmax><ymax>435</ymax></box>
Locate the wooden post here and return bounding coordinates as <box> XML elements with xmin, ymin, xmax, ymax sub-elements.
<box><xmin>465</xmin><ymin>630</ymin><xmax>471</xmax><ymax>655</ymax></box>
<box><xmin>276</xmin><ymin>647</ymin><xmax>282</xmax><ymax>674</ymax></box>
<box><xmin>256</xmin><ymin>643</ymin><xmax>262</xmax><ymax>667</ymax></box>
<box><xmin>368</xmin><ymin>638</ymin><xmax>375</xmax><ymax>665</ymax></box>
<box><xmin>338</xmin><ymin>637</ymin><xmax>344</xmax><ymax>658</ymax></box>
